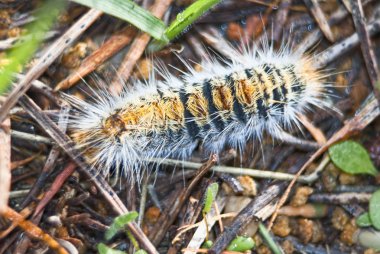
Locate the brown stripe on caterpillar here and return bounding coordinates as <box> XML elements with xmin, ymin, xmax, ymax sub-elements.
<box><xmin>248</xmin><ymin>67</ymin><xmax>269</xmax><ymax>119</ymax></box>
<box><xmin>226</xmin><ymin>73</ymin><xmax>248</xmax><ymax>123</ymax></box>
<box><xmin>202</xmin><ymin>79</ymin><xmax>226</xmax><ymax>131</ymax></box>
<box><xmin>262</xmin><ymin>64</ymin><xmax>287</xmax><ymax>113</ymax></box>
<box><xmin>185</xmin><ymin>84</ymin><xmax>209</xmax><ymax>128</ymax></box>
<box><xmin>158</xmin><ymin>92</ymin><xmax>185</xmax><ymax>131</ymax></box>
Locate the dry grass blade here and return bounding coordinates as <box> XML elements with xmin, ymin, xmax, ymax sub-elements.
<box><xmin>148</xmin><ymin>155</ymin><xmax>217</xmax><ymax>245</ymax></box>
<box><xmin>303</xmin><ymin>0</ymin><xmax>335</xmax><ymax>42</ymax></box>
<box><xmin>350</xmin><ymin>0</ymin><xmax>380</xmax><ymax>100</ymax></box>
<box><xmin>183</xmin><ymin>196</ymin><xmax>227</xmax><ymax>254</ymax></box>
<box><xmin>209</xmin><ymin>182</ymin><xmax>286</xmax><ymax>254</ymax></box>
<box><xmin>0</xmin><ymin>9</ymin><xmax>103</xmax><ymax>123</ymax></box>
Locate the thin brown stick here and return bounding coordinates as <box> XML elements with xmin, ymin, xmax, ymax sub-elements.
<box><xmin>314</xmin><ymin>19</ymin><xmax>380</xmax><ymax>68</ymax></box>
<box><xmin>109</xmin><ymin>0</ymin><xmax>174</xmax><ymax>95</ymax></box>
<box><xmin>20</xmin><ymin>105</ymin><xmax>70</xmax><ymax>209</ymax></box>
<box><xmin>0</xmin><ymin>201</ymin><xmax>37</xmax><ymax>239</ymax></box>
<box><xmin>272</xmin><ymin>0</ymin><xmax>292</xmax><ymax>42</ymax></box>
<box><xmin>1</xmin><ymin>207</ymin><xmax>68</xmax><ymax>254</ymax></box>
<box><xmin>33</xmin><ymin>162</ymin><xmax>77</xmax><ymax>217</ymax></box>
<box><xmin>0</xmin><ymin>9</ymin><xmax>103</xmax><ymax>123</ymax></box>
<box><xmin>0</xmin><ymin>118</ymin><xmax>11</xmax><ymax>213</ymax></box>
<box><xmin>298</xmin><ymin>114</ymin><xmax>327</xmax><ymax>145</ymax></box>
<box><xmin>54</xmin><ymin>27</ymin><xmax>137</xmax><ymax>91</ymax></box>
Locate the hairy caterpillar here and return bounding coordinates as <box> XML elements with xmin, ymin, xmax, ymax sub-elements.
<box><xmin>67</xmin><ymin>40</ymin><xmax>329</xmax><ymax>181</ymax></box>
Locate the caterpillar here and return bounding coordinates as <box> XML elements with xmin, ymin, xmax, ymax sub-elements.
<box><xmin>67</xmin><ymin>40</ymin><xmax>329</xmax><ymax>181</ymax></box>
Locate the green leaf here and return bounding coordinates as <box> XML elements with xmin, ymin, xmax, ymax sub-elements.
<box><xmin>203</xmin><ymin>183</ymin><xmax>219</xmax><ymax>214</ymax></box>
<box><xmin>329</xmin><ymin>140</ymin><xmax>378</xmax><ymax>176</ymax></box>
<box><xmin>226</xmin><ymin>236</ymin><xmax>255</xmax><ymax>252</ymax></box>
<box><xmin>369</xmin><ymin>189</ymin><xmax>380</xmax><ymax>230</ymax></box>
<box><xmin>71</xmin><ymin>0</ymin><xmax>167</xmax><ymax>42</ymax></box>
<box><xmin>356</xmin><ymin>212</ymin><xmax>373</xmax><ymax>227</ymax></box>
<box><xmin>97</xmin><ymin>243</ymin><xmax>127</xmax><ymax>254</ymax></box>
<box><xmin>0</xmin><ymin>0</ymin><xmax>65</xmax><ymax>94</ymax></box>
<box><xmin>258</xmin><ymin>223</ymin><xmax>282</xmax><ymax>254</ymax></box>
<box><xmin>105</xmin><ymin>211</ymin><xmax>138</xmax><ymax>240</ymax></box>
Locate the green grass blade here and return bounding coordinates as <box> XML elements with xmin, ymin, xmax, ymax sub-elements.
<box><xmin>165</xmin><ymin>0</ymin><xmax>221</xmax><ymax>41</ymax></box>
<box><xmin>71</xmin><ymin>0</ymin><xmax>167</xmax><ymax>42</ymax></box>
<box><xmin>203</xmin><ymin>183</ymin><xmax>219</xmax><ymax>214</ymax></box>
<box><xmin>148</xmin><ymin>0</ymin><xmax>221</xmax><ymax>51</ymax></box>
<box><xmin>0</xmin><ymin>0</ymin><xmax>65</xmax><ymax>94</ymax></box>
<box><xmin>258</xmin><ymin>223</ymin><xmax>283</xmax><ymax>254</ymax></box>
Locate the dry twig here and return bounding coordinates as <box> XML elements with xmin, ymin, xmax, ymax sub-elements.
<box><xmin>0</xmin><ymin>118</ymin><xmax>11</xmax><ymax>213</ymax></box>
<box><xmin>1</xmin><ymin>207</ymin><xmax>68</xmax><ymax>254</ymax></box>
<box><xmin>110</xmin><ymin>0</ymin><xmax>174</xmax><ymax>94</ymax></box>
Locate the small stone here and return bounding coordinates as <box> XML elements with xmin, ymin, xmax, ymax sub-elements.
<box><xmin>7</xmin><ymin>27</ymin><xmax>21</xmax><ymax>38</ymax></box>
<box><xmin>61</xmin><ymin>42</ymin><xmax>90</xmax><ymax>69</ymax></box>
<box><xmin>290</xmin><ymin>186</ymin><xmax>313</xmax><ymax>207</ymax></box>
<box><xmin>237</xmin><ymin>175</ymin><xmax>257</xmax><ymax>196</ymax></box>
<box><xmin>363</xmin><ymin>248</ymin><xmax>377</xmax><ymax>254</ymax></box>
<box><xmin>296</xmin><ymin>219</ymin><xmax>324</xmax><ymax>243</ymax></box>
<box><xmin>272</xmin><ymin>215</ymin><xmax>291</xmax><ymax>237</ymax></box>
<box><xmin>281</xmin><ymin>240</ymin><xmax>294</xmax><ymax>254</ymax></box>
<box><xmin>145</xmin><ymin>206</ymin><xmax>160</xmax><ymax>224</ymax></box>
<box><xmin>331</xmin><ymin>207</ymin><xmax>349</xmax><ymax>231</ymax></box>
<box><xmin>256</xmin><ymin>245</ymin><xmax>271</xmax><ymax>254</ymax></box>
<box><xmin>340</xmin><ymin>219</ymin><xmax>357</xmax><ymax>245</ymax></box>
<box><xmin>339</xmin><ymin>172</ymin><xmax>361</xmax><ymax>185</ymax></box>
<box><xmin>142</xmin><ymin>206</ymin><xmax>161</xmax><ymax>235</ymax></box>
<box><xmin>0</xmin><ymin>10</ymin><xmax>11</xmax><ymax>28</ymax></box>
<box><xmin>322</xmin><ymin>163</ymin><xmax>339</xmax><ymax>192</ymax></box>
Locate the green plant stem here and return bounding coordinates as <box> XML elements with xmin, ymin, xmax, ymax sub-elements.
<box><xmin>258</xmin><ymin>223</ymin><xmax>283</xmax><ymax>254</ymax></box>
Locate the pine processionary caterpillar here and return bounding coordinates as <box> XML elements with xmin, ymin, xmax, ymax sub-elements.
<box><xmin>66</xmin><ymin>39</ymin><xmax>331</xmax><ymax>181</ymax></box>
